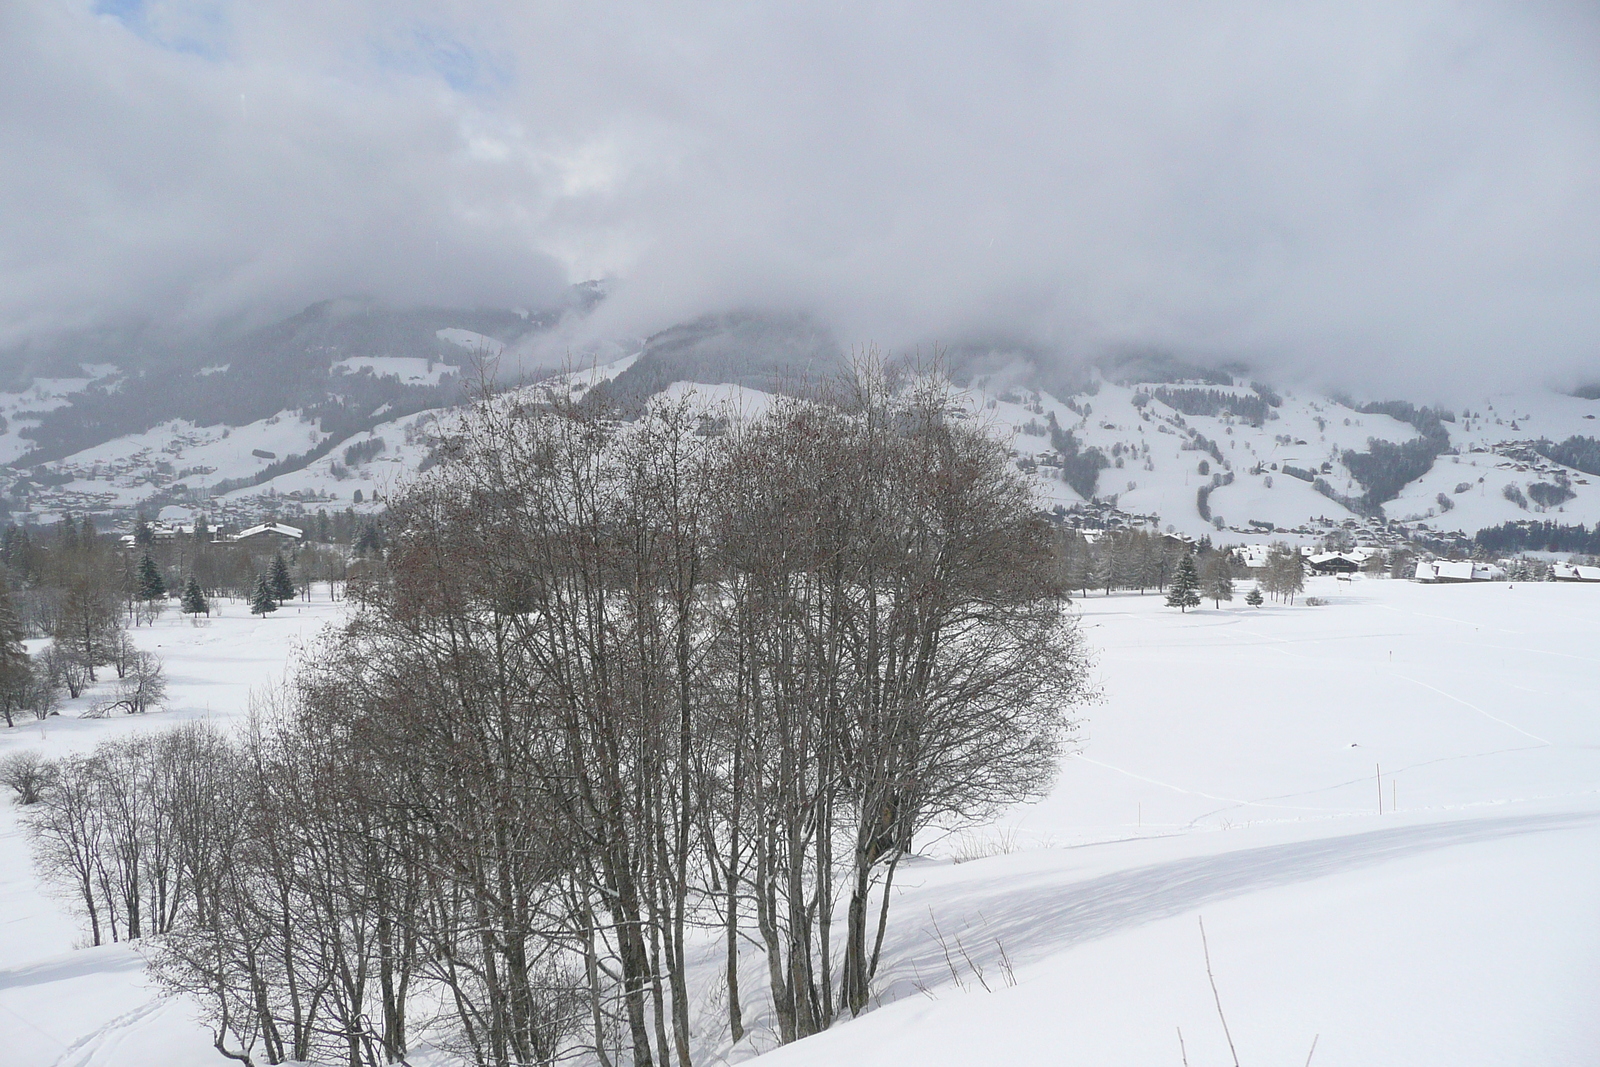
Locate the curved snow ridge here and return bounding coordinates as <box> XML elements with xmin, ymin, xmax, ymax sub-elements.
<box><xmin>869</xmin><ymin>809</ymin><xmax>1600</xmax><ymax>1011</ymax></box>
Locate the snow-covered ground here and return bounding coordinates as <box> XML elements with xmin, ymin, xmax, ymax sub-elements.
<box><xmin>2</xmin><ymin>576</ymin><xmax>1597</xmax><ymax>1065</ymax></box>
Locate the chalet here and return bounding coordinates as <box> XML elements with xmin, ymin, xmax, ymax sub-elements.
<box><xmin>1413</xmin><ymin>560</ymin><xmax>1506</xmax><ymax>583</ymax></box>
<box><xmin>232</xmin><ymin>522</ymin><xmax>305</xmax><ymax>546</ymax></box>
<box><xmin>1307</xmin><ymin>552</ymin><xmax>1360</xmax><ymax>575</ymax></box>
<box><xmin>118</xmin><ymin>521</ymin><xmax>223</xmax><ymax>548</ymax></box>
<box><xmin>1551</xmin><ymin>563</ymin><xmax>1600</xmax><ymax>583</ymax></box>
<box><xmin>1237</xmin><ymin>544</ymin><xmax>1271</xmax><ymax>569</ymax></box>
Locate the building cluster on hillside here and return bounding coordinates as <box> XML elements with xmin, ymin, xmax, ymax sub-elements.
<box><xmin>116</xmin><ymin>520</ymin><xmax>306</xmax><ymax>551</ymax></box>
<box><xmin>1479</xmin><ymin>440</ymin><xmax>1591</xmax><ymax>486</ymax></box>
<box><xmin>1410</xmin><ymin>558</ymin><xmax>1600</xmax><ymax>583</ymax></box>
<box><xmin>1049</xmin><ymin>500</ymin><xmax>1166</xmax><ymax>535</ymax></box>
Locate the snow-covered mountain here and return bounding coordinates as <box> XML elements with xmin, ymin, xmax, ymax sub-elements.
<box><xmin>3</xmin><ymin>307</ymin><xmax>1598</xmax><ymax>544</ymax></box>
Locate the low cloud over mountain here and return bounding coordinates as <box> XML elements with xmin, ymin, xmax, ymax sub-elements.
<box><xmin>3</xmin><ymin>1</ymin><xmax>1599</xmax><ymax>399</ymax></box>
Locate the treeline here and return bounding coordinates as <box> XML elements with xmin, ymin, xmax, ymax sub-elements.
<box><xmin>1057</xmin><ymin>529</ymin><xmax>1193</xmax><ymax>596</ymax></box>
<box><xmin>1055</xmin><ymin>531</ymin><xmax>1305</xmax><ymax>604</ymax></box>
<box><xmin>1195</xmin><ymin>471</ymin><xmax>1235</xmax><ymax>524</ymax></box>
<box><xmin>1474</xmin><ymin>520</ymin><xmax>1600</xmax><ymax>555</ymax></box>
<box><xmin>23</xmin><ymin>371</ymin><xmax>1092</xmax><ymax>1067</ymax></box>
<box><xmin>1355</xmin><ymin>400</ymin><xmax>1455</xmax><ymax>439</ymax></box>
<box><xmin>1340</xmin><ymin>401</ymin><xmax>1456</xmax><ymax>512</ymax></box>
<box><xmin>1340</xmin><ymin>437</ymin><xmax>1441</xmax><ymax>511</ymax></box>
<box><xmin>1150</xmin><ymin>387</ymin><xmax>1273</xmax><ymax>427</ymax></box>
<box><xmin>0</xmin><ymin>518</ymin><xmax>173</xmax><ymax>727</ymax></box>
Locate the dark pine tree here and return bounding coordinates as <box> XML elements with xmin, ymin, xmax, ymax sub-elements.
<box><xmin>354</xmin><ymin>521</ymin><xmax>383</xmax><ymax>557</ymax></box>
<box><xmin>1166</xmin><ymin>553</ymin><xmax>1202</xmax><ymax>613</ymax></box>
<box><xmin>250</xmin><ymin>574</ymin><xmax>278</xmax><ymax>616</ymax></box>
<box><xmin>181</xmin><ymin>576</ymin><xmax>210</xmax><ymax>618</ymax></box>
<box><xmin>268</xmin><ymin>553</ymin><xmax>295</xmax><ymax>603</ymax></box>
<box><xmin>1245</xmin><ymin>585</ymin><xmax>1265</xmax><ymax>607</ymax></box>
<box><xmin>136</xmin><ymin>553</ymin><xmax>167</xmax><ymax>600</ymax></box>
<box><xmin>0</xmin><ymin>585</ymin><xmax>29</xmax><ymax>728</ymax></box>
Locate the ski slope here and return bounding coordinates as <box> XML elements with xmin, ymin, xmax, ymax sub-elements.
<box><xmin>1</xmin><ymin>576</ymin><xmax>1597</xmax><ymax>1065</ymax></box>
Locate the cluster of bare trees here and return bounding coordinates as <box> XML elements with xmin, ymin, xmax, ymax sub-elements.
<box><xmin>46</xmin><ymin>370</ymin><xmax>1090</xmax><ymax>1067</ymax></box>
<box><xmin>0</xmin><ymin>518</ymin><xmax>170</xmax><ymax>725</ymax></box>
<box><xmin>20</xmin><ymin>726</ymin><xmax>217</xmax><ymax>945</ymax></box>
<box><xmin>1258</xmin><ymin>543</ymin><xmax>1306</xmax><ymax>603</ymax></box>
<box><xmin>1057</xmin><ymin>529</ymin><xmax>1246</xmax><ymax>600</ymax></box>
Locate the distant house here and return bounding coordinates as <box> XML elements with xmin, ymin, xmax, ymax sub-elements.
<box><xmin>1551</xmin><ymin>563</ymin><xmax>1600</xmax><ymax>583</ymax></box>
<box><xmin>1237</xmin><ymin>544</ymin><xmax>1272</xmax><ymax>570</ymax></box>
<box><xmin>117</xmin><ymin>521</ymin><xmax>221</xmax><ymax>548</ymax></box>
<box><xmin>232</xmin><ymin>522</ymin><xmax>304</xmax><ymax>546</ymax></box>
<box><xmin>1307</xmin><ymin>552</ymin><xmax>1360</xmax><ymax>575</ymax></box>
<box><xmin>1414</xmin><ymin>560</ymin><xmax>1505</xmax><ymax>583</ymax></box>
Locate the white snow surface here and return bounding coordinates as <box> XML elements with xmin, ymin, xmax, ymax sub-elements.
<box><xmin>435</xmin><ymin>328</ymin><xmax>505</xmax><ymax>356</ymax></box>
<box><xmin>2</xmin><ymin>578</ymin><xmax>1597</xmax><ymax>1065</ymax></box>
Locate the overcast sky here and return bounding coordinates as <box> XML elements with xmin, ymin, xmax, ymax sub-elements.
<box><xmin>3</xmin><ymin>1</ymin><xmax>1598</xmax><ymax>395</ymax></box>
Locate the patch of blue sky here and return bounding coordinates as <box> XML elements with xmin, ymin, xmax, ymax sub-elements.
<box><xmin>372</xmin><ymin>25</ymin><xmax>513</xmax><ymax>96</ymax></box>
<box><xmin>93</xmin><ymin>0</ymin><xmax>229</xmax><ymax>60</ymax></box>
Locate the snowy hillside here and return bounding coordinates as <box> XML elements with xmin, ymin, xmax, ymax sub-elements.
<box><xmin>2</xmin><ymin>577</ymin><xmax>1596</xmax><ymax>1065</ymax></box>
<box><xmin>3</xmin><ymin>335</ymin><xmax>1600</xmax><ymax>547</ymax></box>
<box><xmin>974</xmin><ymin>373</ymin><xmax>1600</xmax><ymax>541</ymax></box>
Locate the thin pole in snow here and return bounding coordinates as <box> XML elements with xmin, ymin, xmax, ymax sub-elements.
<box><xmin>1376</xmin><ymin>763</ymin><xmax>1382</xmax><ymax>814</ymax></box>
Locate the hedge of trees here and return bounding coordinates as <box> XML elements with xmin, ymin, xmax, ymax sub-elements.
<box><xmin>1474</xmin><ymin>520</ymin><xmax>1600</xmax><ymax>555</ymax></box>
<box><xmin>1150</xmin><ymin>387</ymin><xmax>1273</xmax><ymax>427</ymax></box>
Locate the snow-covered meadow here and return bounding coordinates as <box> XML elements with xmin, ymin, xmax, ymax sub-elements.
<box><xmin>1</xmin><ymin>576</ymin><xmax>1597</xmax><ymax>1066</ymax></box>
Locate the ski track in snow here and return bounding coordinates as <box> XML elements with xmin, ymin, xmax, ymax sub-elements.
<box><xmin>51</xmin><ymin>998</ymin><xmax>164</xmax><ymax>1067</ymax></box>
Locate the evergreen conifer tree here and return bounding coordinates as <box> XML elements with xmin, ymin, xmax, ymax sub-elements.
<box><xmin>136</xmin><ymin>553</ymin><xmax>166</xmax><ymax>600</ymax></box>
<box><xmin>0</xmin><ymin>586</ymin><xmax>30</xmax><ymax>728</ymax></box>
<box><xmin>250</xmin><ymin>574</ymin><xmax>277</xmax><ymax>616</ymax></box>
<box><xmin>1200</xmin><ymin>554</ymin><xmax>1235</xmax><ymax>608</ymax></box>
<box><xmin>181</xmin><ymin>576</ymin><xmax>209</xmax><ymax>618</ymax></box>
<box><xmin>1166</xmin><ymin>553</ymin><xmax>1202</xmax><ymax>612</ymax></box>
<box><xmin>1245</xmin><ymin>585</ymin><xmax>1264</xmax><ymax>607</ymax></box>
<box><xmin>354</xmin><ymin>522</ymin><xmax>382</xmax><ymax>557</ymax></box>
<box><xmin>268</xmin><ymin>553</ymin><xmax>295</xmax><ymax>602</ymax></box>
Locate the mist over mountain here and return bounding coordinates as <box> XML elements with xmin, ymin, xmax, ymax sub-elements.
<box><xmin>4</xmin><ymin>1</ymin><xmax>1600</xmax><ymax>403</ymax></box>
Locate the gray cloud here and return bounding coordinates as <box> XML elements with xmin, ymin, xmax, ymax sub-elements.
<box><xmin>3</xmin><ymin>1</ymin><xmax>1598</xmax><ymax>397</ymax></box>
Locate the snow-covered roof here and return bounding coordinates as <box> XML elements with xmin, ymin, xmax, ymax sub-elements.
<box><xmin>234</xmin><ymin>522</ymin><xmax>304</xmax><ymax>541</ymax></box>
<box><xmin>1238</xmin><ymin>544</ymin><xmax>1271</xmax><ymax>568</ymax></box>
<box><xmin>1415</xmin><ymin>559</ymin><xmax>1507</xmax><ymax>583</ymax></box>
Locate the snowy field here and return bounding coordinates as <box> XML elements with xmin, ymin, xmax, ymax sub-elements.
<box><xmin>1</xmin><ymin>577</ymin><xmax>1597</xmax><ymax>1065</ymax></box>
